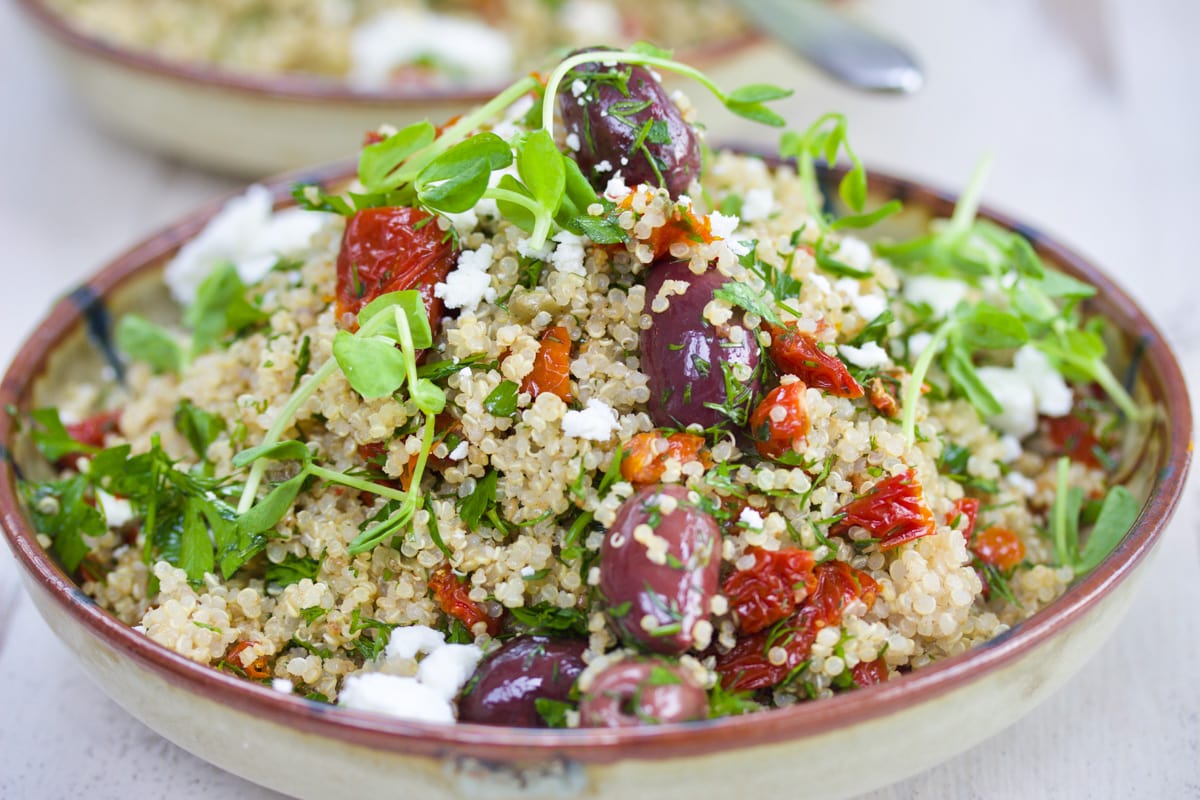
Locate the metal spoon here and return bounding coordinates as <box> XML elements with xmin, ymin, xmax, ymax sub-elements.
<box><xmin>727</xmin><ymin>0</ymin><xmax>924</xmax><ymax>93</ymax></box>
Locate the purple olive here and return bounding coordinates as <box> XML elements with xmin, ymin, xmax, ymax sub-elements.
<box><xmin>558</xmin><ymin>50</ymin><xmax>701</xmax><ymax>198</ymax></box>
<box><xmin>600</xmin><ymin>483</ymin><xmax>721</xmax><ymax>655</ymax></box>
<box><xmin>457</xmin><ymin>636</ymin><xmax>586</xmax><ymax>727</ymax></box>
<box><xmin>641</xmin><ymin>259</ymin><xmax>762</xmax><ymax>431</ymax></box>
<box><xmin>579</xmin><ymin>659</ymin><xmax>708</xmax><ymax>727</ymax></box>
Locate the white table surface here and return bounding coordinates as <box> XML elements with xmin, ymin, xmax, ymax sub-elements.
<box><xmin>2</xmin><ymin>0</ymin><xmax>1198</xmax><ymax>797</ymax></box>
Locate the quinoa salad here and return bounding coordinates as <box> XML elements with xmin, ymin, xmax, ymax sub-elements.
<box><xmin>43</xmin><ymin>0</ymin><xmax>747</xmax><ymax>88</ymax></box>
<box><xmin>18</xmin><ymin>47</ymin><xmax>1146</xmax><ymax>727</ymax></box>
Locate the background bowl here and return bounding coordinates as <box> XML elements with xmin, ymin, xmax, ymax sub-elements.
<box><xmin>14</xmin><ymin>0</ymin><xmax>760</xmax><ymax>177</ymax></box>
<box><xmin>0</xmin><ymin>159</ymin><xmax>1190</xmax><ymax>800</ymax></box>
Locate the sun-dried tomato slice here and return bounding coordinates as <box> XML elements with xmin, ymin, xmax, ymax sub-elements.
<box><xmin>335</xmin><ymin>206</ymin><xmax>457</xmax><ymax>331</ymax></box>
<box><xmin>748</xmin><ymin>381</ymin><xmax>810</xmax><ymax>460</ymax></box>
<box><xmin>715</xmin><ymin>561</ymin><xmax>878</xmax><ymax>692</ymax></box>
<box><xmin>428</xmin><ymin>563</ymin><xmax>500</xmax><ymax>636</ymax></box>
<box><xmin>722</xmin><ymin>546</ymin><xmax>817</xmax><ymax>635</ymax></box>
<box><xmin>620</xmin><ymin>430</ymin><xmax>711</xmax><ymax>486</ymax></box>
<box><xmin>850</xmin><ymin>658</ymin><xmax>889</xmax><ymax>687</ymax></box>
<box><xmin>55</xmin><ymin>410</ymin><xmax>122</xmax><ymax>469</ymax></box>
<box><xmin>831</xmin><ymin>469</ymin><xmax>936</xmax><ymax>550</ymax></box>
<box><xmin>972</xmin><ymin>526</ymin><xmax>1026</xmax><ymax>571</ymax></box>
<box><xmin>521</xmin><ymin>325</ymin><xmax>573</xmax><ymax>402</ymax></box>
<box><xmin>357</xmin><ymin>413</ymin><xmax>463</xmax><ymax>491</ymax></box>
<box><xmin>1041</xmin><ymin>411</ymin><xmax>1105</xmax><ymax>469</ymax></box>
<box><xmin>767</xmin><ymin>324</ymin><xmax>864</xmax><ymax>399</ymax></box>
<box><xmin>224</xmin><ymin>641</ymin><xmax>272</xmax><ymax>680</ymax></box>
<box><xmin>949</xmin><ymin>497</ymin><xmax>980</xmax><ymax>542</ymax></box>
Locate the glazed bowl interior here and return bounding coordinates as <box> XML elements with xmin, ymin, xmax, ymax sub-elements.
<box><xmin>0</xmin><ymin>159</ymin><xmax>1191</xmax><ymax>792</ymax></box>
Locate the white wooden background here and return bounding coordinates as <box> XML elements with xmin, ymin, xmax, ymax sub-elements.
<box><xmin>1</xmin><ymin>0</ymin><xmax>1197</xmax><ymax>797</ymax></box>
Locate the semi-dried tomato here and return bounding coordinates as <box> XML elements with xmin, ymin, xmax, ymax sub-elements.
<box><xmin>831</xmin><ymin>469</ymin><xmax>936</xmax><ymax>550</ymax></box>
<box><xmin>619</xmin><ymin>191</ymin><xmax>713</xmax><ymax>260</ymax></box>
<box><xmin>335</xmin><ymin>206</ymin><xmax>457</xmax><ymax>331</ymax></box>
<box><xmin>224</xmin><ymin>641</ymin><xmax>272</xmax><ymax>680</ymax></box>
<box><xmin>850</xmin><ymin>658</ymin><xmax>889</xmax><ymax>687</ymax></box>
<box><xmin>949</xmin><ymin>497</ymin><xmax>980</xmax><ymax>542</ymax></box>
<box><xmin>722</xmin><ymin>546</ymin><xmax>817</xmax><ymax>635</ymax></box>
<box><xmin>55</xmin><ymin>410</ymin><xmax>122</xmax><ymax>469</ymax></box>
<box><xmin>620</xmin><ymin>430</ymin><xmax>711</xmax><ymax>486</ymax></box>
<box><xmin>1041</xmin><ymin>411</ymin><xmax>1105</xmax><ymax>469</ymax></box>
<box><xmin>972</xmin><ymin>526</ymin><xmax>1026</xmax><ymax>571</ymax></box>
<box><xmin>748</xmin><ymin>381</ymin><xmax>810</xmax><ymax>460</ymax></box>
<box><xmin>357</xmin><ymin>414</ymin><xmax>463</xmax><ymax>491</ymax></box>
<box><xmin>767</xmin><ymin>324</ymin><xmax>864</xmax><ymax>399</ymax></box>
<box><xmin>715</xmin><ymin>561</ymin><xmax>878</xmax><ymax>692</ymax></box>
<box><xmin>521</xmin><ymin>325</ymin><xmax>573</xmax><ymax>402</ymax></box>
<box><xmin>429</xmin><ymin>563</ymin><xmax>500</xmax><ymax>636</ymax></box>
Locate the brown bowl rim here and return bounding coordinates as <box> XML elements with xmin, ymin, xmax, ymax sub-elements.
<box><xmin>14</xmin><ymin>0</ymin><xmax>762</xmax><ymax>106</ymax></box>
<box><xmin>0</xmin><ymin>156</ymin><xmax>1192</xmax><ymax>764</ymax></box>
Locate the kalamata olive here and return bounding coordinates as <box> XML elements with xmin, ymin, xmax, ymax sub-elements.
<box><xmin>600</xmin><ymin>483</ymin><xmax>721</xmax><ymax>654</ymax></box>
<box><xmin>578</xmin><ymin>659</ymin><xmax>708</xmax><ymax>727</ymax></box>
<box><xmin>558</xmin><ymin>50</ymin><xmax>701</xmax><ymax>198</ymax></box>
<box><xmin>456</xmin><ymin>636</ymin><xmax>586</xmax><ymax>727</ymax></box>
<box><xmin>641</xmin><ymin>259</ymin><xmax>762</xmax><ymax>431</ymax></box>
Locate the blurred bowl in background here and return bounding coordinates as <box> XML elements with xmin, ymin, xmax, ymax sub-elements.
<box><xmin>15</xmin><ymin>0</ymin><xmax>760</xmax><ymax>176</ymax></box>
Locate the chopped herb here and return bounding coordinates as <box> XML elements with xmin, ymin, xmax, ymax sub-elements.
<box><xmin>484</xmin><ymin>380</ymin><xmax>520</xmax><ymax>418</ymax></box>
<box><xmin>508</xmin><ymin>602</ymin><xmax>589</xmax><ymax>637</ymax></box>
<box><xmin>266</xmin><ymin>555</ymin><xmax>321</xmax><ymax>587</ymax></box>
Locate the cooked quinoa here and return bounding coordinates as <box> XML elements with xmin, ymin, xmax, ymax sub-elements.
<box><xmin>44</xmin><ymin>0</ymin><xmax>747</xmax><ymax>85</ymax></box>
<box><xmin>22</xmin><ymin>49</ymin><xmax>1139</xmax><ymax>725</ymax></box>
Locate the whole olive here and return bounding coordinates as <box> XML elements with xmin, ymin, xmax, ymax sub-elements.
<box><xmin>599</xmin><ymin>483</ymin><xmax>721</xmax><ymax>654</ymax></box>
<box><xmin>457</xmin><ymin>636</ymin><xmax>586</xmax><ymax>727</ymax></box>
<box><xmin>578</xmin><ymin>659</ymin><xmax>708</xmax><ymax>727</ymax></box>
<box><xmin>641</xmin><ymin>259</ymin><xmax>762</xmax><ymax>431</ymax></box>
<box><xmin>558</xmin><ymin>50</ymin><xmax>701</xmax><ymax>198</ymax></box>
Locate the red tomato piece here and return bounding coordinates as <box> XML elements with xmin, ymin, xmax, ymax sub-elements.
<box><xmin>714</xmin><ymin>604</ymin><xmax>822</xmax><ymax>692</ymax></box>
<box><xmin>618</xmin><ymin>192</ymin><xmax>713</xmax><ymax>260</ymax></box>
<box><xmin>949</xmin><ymin>497</ymin><xmax>980</xmax><ymax>542</ymax></box>
<box><xmin>748</xmin><ymin>381</ymin><xmax>810</xmax><ymax>460</ymax></box>
<box><xmin>428</xmin><ymin>563</ymin><xmax>501</xmax><ymax>636</ymax></box>
<box><xmin>1041</xmin><ymin>412</ymin><xmax>1104</xmax><ymax>469</ymax></box>
<box><xmin>831</xmin><ymin>469</ymin><xmax>936</xmax><ymax>550</ymax></box>
<box><xmin>521</xmin><ymin>325</ymin><xmax>573</xmax><ymax>403</ymax></box>
<box><xmin>620</xmin><ymin>430</ymin><xmax>711</xmax><ymax>486</ymax></box>
<box><xmin>767</xmin><ymin>324</ymin><xmax>864</xmax><ymax>399</ymax></box>
<box><xmin>806</xmin><ymin>560</ymin><xmax>880</xmax><ymax>628</ymax></box>
<box><xmin>224</xmin><ymin>641</ymin><xmax>272</xmax><ymax>680</ymax></box>
<box><xmin>722</xmin><ymin>546</ymin><xmax>817</xmax><ymax>635</ymax></box>
<box><xmin>715</xmin><ymin>560</ymin><xmax>878</xmax><ymax>692</ymax></box>
<box><xmin>972</xmin><ymin>526</ymin><xmax>1026</xmax><ymax>571</ymax></box>
<box><xmin>335</xmin><ymin>206</ymin><xmax>457</xmax><ymax>331</ymax></box>
<box><xmin>358</xmin><ymin>414</ymin><xmax>462</xmax><ymax>492</ymax></box>
<box><xmin>55</xmin><ymin>410</ymin><xmax>122</xmax><ymax>469</ymax></box>
<box><xmin>850</xmin><ymin>658</ymin><xmax>889</xmax><ymax>687</ymax></box>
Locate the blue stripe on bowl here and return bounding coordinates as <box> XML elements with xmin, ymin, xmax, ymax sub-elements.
<box><xmin>67</xmin><ymin>285</ymin><xmax>125</xmax><ymax>384</ymax></box>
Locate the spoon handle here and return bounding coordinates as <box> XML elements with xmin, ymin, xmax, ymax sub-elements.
<box><xmin>728</xmin><ymin>0</ymin><xmax>924</xmax><ymax>93</ymax></box>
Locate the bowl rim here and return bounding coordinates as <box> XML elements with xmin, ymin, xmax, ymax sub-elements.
<box><xmin>0</xmin><ymin>157</ymin><xmax>1191</xmax><ymax>765</ymax></box>
<box><xmin>14</xmin><ymin>0</ymin><xmax>762</xmax><ymax>106</ymax></box>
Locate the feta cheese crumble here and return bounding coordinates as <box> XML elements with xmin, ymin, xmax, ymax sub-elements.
<box><xmin>435</xmin><ymin>244</ymin><xmax>496</xmax><ymax>312</ymax></box>
<box><xmin>839</xmin><ymin>342</ymin><xmax>890</xmax><ymax>369</ymax></box>
<box><xmin>164</xmin><ymin>185</ymin><xmax>330</xmax><ymax>306</ymax></box>
<box><xmin>338</xmin><ymin>673</ymin><xmax>455</xmax><ymax>723</ymax></box>
<box><xmin>976</xmin><ymin>345</ymin><xmax>1073</xmax><ymax>438</ymax></box>
<box><xmin>549</xmin><ymin>231</ymin><xmax>587</xmax><ymax>276</ymax></box>
<box><xmin>562</xmin><ymin>399</ymin><xmax>620</xmax><ymax>441</ymax></box>
<box><xmin>738</xmin><ymin>507</ymin><xmax>765</xmax><ymax>530</ymax></box>
<box><xmin>902</xmin><ymin>275</ymin><xmax>969</xmax><ymax>319</ymax></box>
<box><xmin>740</xmin><ymin>188</ymin><xmax>776</xmax><ymax>222</ymax></box>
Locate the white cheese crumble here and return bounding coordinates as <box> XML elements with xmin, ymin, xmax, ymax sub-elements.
<box><xmin>164</xmin><ymin>185</ymin><xmax>330</xmax><ymax>306</ymax></box>
<box><xmin>565</xmin><ymin>132</ymin><xmax>582</xmax><ymax>152</ymax></box>
<box><xmin>834</xmin><ymin>236</ymin><xmax>874</xmax><ymax>272</ymax></box>
<box><xmin>570</xmin><ymin>79</ymin><xmax>588</xmax><ymax>98</ymax></box>
<box><xmin>739</xmin><ymin>188</ymin><xmax>776</xmax><ymax>222</ymax></box>
<box><xmin>549</xmin><ymin>231</ymin><xmax>587</xmax><ymax>275</ymax></box>
<box><xmin>516</xmin><ymin>237</ymin><xmax>553</xmax><ymax>261</ymax></box>
<box><xmin>604</xmin><ymin>174</ymin><xmax>631</xmax><ymax>201</ymax></box>
<box><xmin>976</xmin><ymin>345</ymin><xmax>1073</xmax><ymax>438</ymax></box>
<box><xmin>339</xmin><ymin>673</ymin><xmax>455</xmax><ymax>723</ymax></box>
<box><xmin>594</xmin><ymin>159</ymin><xmax>613</xmax><ymax>173</ymax></box>
<box><xmin>447</xmin><ymin>440</ymin><xmax>469</xmax><ymax>461</ymax></box>
<box><xmin>271</xmin><ymin>678</ymin><xmax>294</xmax><ymax>695</ymax></box>
<box><xmin>839</xmin><ymin>342</ymin><xmax>890</xmax><ymax>369</ymax></box>
<box><xmin>708</xmin><ymin>210</ymin><xmax>740</xmax><ymax>241</ymax></box>
<box><xmin>738</xmin><ymin>507</ymin><xmax>765</xmax><ymax>530</ymax></box>
<box><xmin>902</xmin><ymin>275</ymin><xmax>969</xmax><ymax>319</ymax></box>
<box><xmin>435</xmin><ymin>244</ymin><xmax>496</xmax><ymax>312</ymax></box>
<box><xmin>415</xmin><ymin>644</ymin><xmax>484</xmax><ymax>701</ymax></box>
<box><xmin>349</xmin><ymin>10</ymin><xmax>513</xmax><ymax>89</ymax></box>
<box><xmin>562</xmin><ymin>399</ymin><xmax>620</xmax><ymax>441</ymax></box>
<box><xmin>1005</xmin><ymin>471</ymin><xmax>1038</xmax><ymax>497</ymax></box>
<box><xmin>908</xmin><ymin>331</ymin><xmax>935</xmax><ymax>359</ymax></box>
<box><xmin>96</xmin><ymin>490</ymin><xmax>133</xmax><ymax>529</ymax></box>
<box><xmin>384</xmin><ymin>625</ymin><xmax>447</xmax><ymax>661</ymax></box>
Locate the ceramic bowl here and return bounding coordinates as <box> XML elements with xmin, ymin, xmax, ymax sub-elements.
<box><xmin>0</xmin><ymin>160</ymin><xmax>1191</xmax><ymax>800</ymax></box>
<box><xmin>15</xmin><ymin>0</ymin><xmax>760</xmax><ymax>177</ymax></box>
